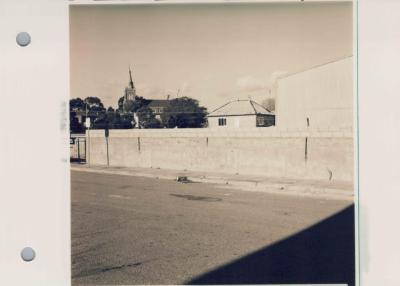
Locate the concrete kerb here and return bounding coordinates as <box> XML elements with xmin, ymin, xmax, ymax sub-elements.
<box><xmin>70</xmin><ymin>165</ymin><xmax>354</xmax><ymax>201</ymax></box>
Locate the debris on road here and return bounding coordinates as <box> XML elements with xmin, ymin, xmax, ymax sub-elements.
<box><xmin>176</xmin><ymin>176</ymin><xmax>192</xmax><ymax>183</ymax></box>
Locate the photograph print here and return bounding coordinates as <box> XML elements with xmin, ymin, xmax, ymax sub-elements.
<box><xmin>70</xmin><ymin>2</ymin><xmax>355</xmax><ymax>285</ymax></box>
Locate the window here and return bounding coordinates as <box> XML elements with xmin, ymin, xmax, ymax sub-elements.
<box><xmin>218</xmin><ymin>118</ymin><xmax>227</xmax><ymax>126</ymax></box>
<box><xmin>256</xmin><ymin>115</ymin><xmax>275</xmax><ymax>127</ymax></box>
<box><xmin>256</xmin><ymin>116</ymin><xmax>265</xmax><ymax>126</ymax></box>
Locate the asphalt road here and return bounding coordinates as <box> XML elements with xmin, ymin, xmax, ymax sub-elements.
<box><xmin>71</xmin><ymin>170</ymin><xmax>355</xmax><ymax>286</ymax></box>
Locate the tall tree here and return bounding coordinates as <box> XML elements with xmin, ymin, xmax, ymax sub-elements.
<box><xmin>136</xmin><ymin>106</ymin><xmax>162</xmax><ymax>129</ymax></box>
<box><xmin>69</xmin><ymin>98</ymin><xmax>86</xmax><ymax>133</ymax></box>
<box><xmin>70</xmin><ymin>97</ymin><xmax>85</xmax><ymax>111</ymax></box>
<box><xmin>117</xmin><ymin>96</ymin><xmax>125</xmax><ymax>112</ymax></box>
<box><xmin>122</xmin><ymin>96</ymin><xmax>151</xmax><ymax>113</ymax></box>
<box><xmin>84</xmin><ymin>97</ymin><xmax>106</xmax><ymax>117</ymax></box>
<box><xmin>84</xmin><ymin>97</ymin><xmax>104</xmax><ymax>109</ymax></box>
<box><xmin>70</xmin><ymin>97</ymin><xmax>107</xmax><ymax>132</ymax></box>
<box><xmin>92</xmin><ymin>107</ymin><xmax>134</xmax><ymax>129</ymax></box>
<box><xmin>118</xmin><ymin>112</ymin><xmax>134</xmax><ymax>129</ymax></box>
<box><xmin>161</xmin><ymin>97</ymin><xmax>207</xmax><ymax>128</ymax></box>
<box><xmin>69</xmin><ymin>112</ymin><xmax>85</xmax><ymax>133</ymax></box>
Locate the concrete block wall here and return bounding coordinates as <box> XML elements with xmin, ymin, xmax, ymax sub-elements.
<box><xmin>86</xmin><ymin>128</ymin><xmax>354</xmax><ymax>182</ymax></box>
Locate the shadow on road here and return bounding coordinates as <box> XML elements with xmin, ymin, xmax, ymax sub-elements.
<box><xmin>187</xmin><ymin>205</ymin><xmax>355</xmax><ymax>286</ymax></box>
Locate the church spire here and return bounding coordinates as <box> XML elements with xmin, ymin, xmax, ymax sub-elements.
<box><xmin>129</xmin><ymin>66</ymin><xmax>134</xmax><ymax>89</ymax></box>
<box><xmin>124</xmin><ymin>66</ymin><xmax>137</xmax><ymax>102</ymax></box>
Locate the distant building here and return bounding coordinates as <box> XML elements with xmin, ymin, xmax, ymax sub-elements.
<box><xmin>275</xmin><ymin>56</ymin><xmax>353</xmax><ymax>132</ymax></box>
<box><xmin>147</xmin><ymin>99</ymin><xmax>170</xmax><ymax>120</ymax></box>
<box><xmin>122</xmin><ymin>68</ymin><xmax>170</xmax><ymax>120</ymax></box>
<box><xmin>207</xmin><ymin>99</ymin><xmax>275</xmax><ymax>129</ymax></box>
<box><xmin>124</xmin><ymin>67</ymin><xmax>137</xmax><ymax>101</ymax></box>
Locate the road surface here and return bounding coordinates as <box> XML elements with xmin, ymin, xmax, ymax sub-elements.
<box><xmin>72</xmin><ymin>170</ymin><xmax>354</xmax><ymax>285</ymax></box>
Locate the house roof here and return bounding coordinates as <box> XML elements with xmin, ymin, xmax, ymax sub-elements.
<box><xmin>147</xmin><ymin>99</ymin><xmax>170</xmax><ymax>108</ymax></box>
<box><xmin>208</xmin><ymin>99</ymin><xmax>274</xmax><ymax>117</ymax></box>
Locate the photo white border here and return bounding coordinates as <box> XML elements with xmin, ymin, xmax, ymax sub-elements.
<box><xmin>0</xmin><ymin>1</ymin><xmax>70</xmax><ymax>285</ymax></box>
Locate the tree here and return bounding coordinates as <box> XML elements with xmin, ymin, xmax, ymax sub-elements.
<box><xmin>122</xmin><ymin>96</ymin><xmax>151</xmax><ymax>113</ymax></box>
<box><xmin>69</xmin><ymin>98</ymin><xmax>86</xmax><ymax>133</ymax></box>
<box><xmin>69</xmin><ymin>97</ymin><xmax>107</xmax><ymax>132</ymax></box>
<box><xmin>123</xmin><ymin>99</ymin><xmax>134</xmax><ymax>113</ymax></box>
<box><xmin>117</xmin><ymin>96</ymin><xmax>125</xmax><ymax>112</ymax></box>
<box><xmin>69</xmin><ymin>111</ymin><xmax>85</xmax><ymax>133</ymax></box>
<box><xmin>84</xmin><ymin>96</ymin><xmax>104</xmax><ymax>109</ymax></box>
<box><xmin>136</xmin><ymin>106</ymin><xmax>162</xmax><ymax>129</ymax></box>
<box><xmin>70</xmin><ymin>96</ymin><xmax>136</xmax><ymax>131</ymax></box>
<box><xmin>92</xmin><ymin>107</ymin><xmax>134</xmax><ymax>129</ymax></box>
<box><xmin>84</xmin><ymin>97</ymin><xmax>106</xmax><ymax>117</ymax></box>
<box><xmin>118</xmin><ymin>113</ymin><xmax>134</xmax><ymax>129</ymax></box>
<box><xmin>261</xmin><ymin>98</ymin><xmax>275</xmax><ymax>112</ymax></box>
<box><xmin>161</xmin><ymin>97</ymin><xmax>207</xmax><ymax>128</ymax></box>
<box><xmin>70</xmin><ymin>98</ymin><xmax>85</xmax><ymax>111</ymax></box>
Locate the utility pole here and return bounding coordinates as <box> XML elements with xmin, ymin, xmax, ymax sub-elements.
<box><xmin>85</xmin><ymin>100</ymin><xmax>91</xmax><ymax>167</ymax></box>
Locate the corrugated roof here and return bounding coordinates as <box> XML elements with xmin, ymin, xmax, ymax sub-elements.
<box><xmin>208</xmin><ymin>99</ymin><xmax>273</xmax><ymax>117</ymax></box>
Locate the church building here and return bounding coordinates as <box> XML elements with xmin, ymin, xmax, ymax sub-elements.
<box><xmin>124</xmin><ymin>67</ymin><xmax>137</xmax><ymax>101</ymax></box>
<box><xmin>123</xmin><ymin>67</ymin><xmax>170</xmax><ymax>120</ymax></box>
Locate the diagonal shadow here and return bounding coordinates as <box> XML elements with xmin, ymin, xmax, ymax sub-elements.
<box><xmin>188</xmin><ymin>205</ymin><xmax>355</xmax><ymax>286</ymax></box>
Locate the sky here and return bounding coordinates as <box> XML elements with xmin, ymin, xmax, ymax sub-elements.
<box><xmin>70</xmin><ymin>2</ymin><xmax>353</xmax><ymax>111</ymax></box>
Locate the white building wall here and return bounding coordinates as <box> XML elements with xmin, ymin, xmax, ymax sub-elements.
<box><xmin>208</xmin><ymin>115</ymin><xmax>256</xmax><ymax>129</ymax></box>
<box><xmin>276</xmin><ymin>57</ymin><xmax>353</xmax><ymax>132</ymax></box>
